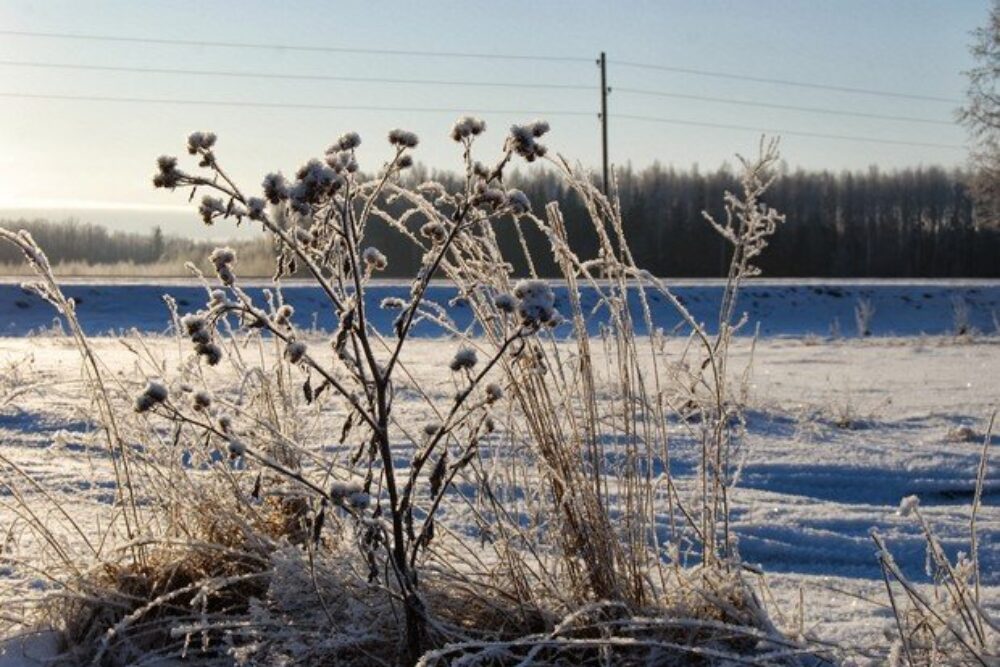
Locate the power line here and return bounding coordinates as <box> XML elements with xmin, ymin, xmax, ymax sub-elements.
<box><xmin>0</xmin><ymin>91</ymin><xmax>595</xmax><ymax>117</ymax></box>
<box><xmin>0</xmin><ymin>59</ymin><xmax>594</xmax><ymax>91</ymax></box>
<box><xmin>615</xmin><ymin>87</ymin><xmax>956</xmax><ymax>126</ymax></box>
<box><xmin>0</xmin><ymin>30</ymin><xmax>592</xmax><ymax>63</ymax></box>
<box><xmin>0</xmin><ymin>90</ymin><xmax>962</xmax><ymax>150</ymax></box>
<box><xmin>613</xmin><ymin>113</ymin><xmax>965</xmax><ymax>149</ymax></box>
<box><xmin>612</xmin><ymin>60</ymin><xmax>961</xmax><ymax>104</ymax></box>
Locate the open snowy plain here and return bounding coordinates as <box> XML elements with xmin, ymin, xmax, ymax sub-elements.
<box><xmin>0</xmin><ymin>282</ymin><xmax>997</xmax><ymax>664</ymax></box>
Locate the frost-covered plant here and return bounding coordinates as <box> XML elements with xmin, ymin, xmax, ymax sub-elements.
<box><xmin>953</xmin><ymin>295</ymin><xmax>973</xmax><ymax>337</ymax></box>
<box><xmin>1</xmin><ymin>125</ymin><xmax>814</xmax><ymax>665</ymax></box>
<box><xmin>855</xmin><ymin>297</ymin><xmax>875</xmax><ymax>337</ymax></box>
<box><xmin>874</xmin><ymin>414</ymin><xmax>998</xmax><ymax>666</ymax></box>
<box><xmin>144</xmin><ymin>120</ymin><xmax>590</xmax><ymax>662</ymax></box>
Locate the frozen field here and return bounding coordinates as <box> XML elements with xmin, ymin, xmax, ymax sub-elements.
<box><xmin>0</xmin><ymin>279</ymin><xmax>998</xmax><ymax>338</ymax></box>
<box><xmin>0</xmin><ymin>329</ymin><xmax>996</xmax><ymax>660</ymax></box>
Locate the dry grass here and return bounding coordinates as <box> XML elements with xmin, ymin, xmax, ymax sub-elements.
<box><xmin>0</xmin><ymin>126</ymin><xmax>844</xmax><ymax>666</ymax></box>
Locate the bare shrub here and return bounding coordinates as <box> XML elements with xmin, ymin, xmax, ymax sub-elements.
<box><xmin>0</xmin><ymin>126</ymin><xmax>824</xmax><ymax>665</ymax></box>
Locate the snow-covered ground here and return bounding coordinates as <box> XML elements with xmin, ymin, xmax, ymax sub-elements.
<box><xmin>0</xmin><ymin>285</ymin><xmax>997</xmax><ymax>661</ymax></box>
<box><xmin>1</xmin><ymin>279</ymin><xmax>998</xmax><ymax>338</ymax></box>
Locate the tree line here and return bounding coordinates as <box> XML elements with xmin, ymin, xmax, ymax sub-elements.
<box><xmin>2</xmin><ymin>164</ymin><xmax>997</xmax><ymax>278</ymax></box>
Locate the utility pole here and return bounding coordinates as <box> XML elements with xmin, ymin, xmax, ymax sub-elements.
<box><xmin>598</xmin><ymin>51</ymin><xmax>609</xmax><ymax>194</ymax></box>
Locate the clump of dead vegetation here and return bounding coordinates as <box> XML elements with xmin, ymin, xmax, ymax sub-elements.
<box><xmin>0</xmin><ymin>123</ymin><xmax>848</xmax><ymax>666</ymax></box>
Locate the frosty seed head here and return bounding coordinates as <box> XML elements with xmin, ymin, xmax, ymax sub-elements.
<box><xmin>134</xmin><ymin>381</ymin><xmax>168</xmax><ymax>413</ymax></box>
<box><xmin>388</xmin><ymin>128</ymin><xmax>419</xmax><ymax>148</ymax></box>
<box><xmin>246</xmin><ymin>197</ymin><xmax>266</xmax><ymax>221</ymax></box>
<box><xmin>546</xmin><ymin>310</ymin><xmax>564</xmax><ymax>328</ymax></box>
<box><xmin>336</xmin><ymin>131</ymin><xmax>362</xmax><ymax>151</ymax></box>
<box><xmin>529</xmin><ymin>119</ymin><xmax>550</xmax><ymax>138</ymax></box>
<box><xmin>187</xmin><ymin>131</ymin><xmax>217</xmax><ymax>155</ymax></box>
<box><xmin>505</xmin><ymin>189</ymin><xmax>531</xmax><ymax>214</ymax></box>
<box><xmin>218</xmin><ymin>414</ymin><xmax>233</xmax><ymax>433</ymax></box>
<box><xmin>153</xmin><ymin>155</ymin><xmax>182</xmax><ymax>188</ymax></box>
<box><xmin>420</xmin><ymin>221</ymin><xmax>448</xmax><ymax>244</ymax></box>
<box><xmin>190</xmin><ymin>328</ymin><xmax>212</xmax><ymax>345</ymax></box>
<box><xmin>262</xmin><ymin>172</ymin><xmax>289</xmax><ymax>204</ymax></box>
<box><xmin>362</xmin><ymin>247</ymin><xmax>388</xmax><ymax>271</ymax></box>
<box><xmin>493</xmin><ymin>293</ymin><xmax>517</xmax><ymax>314</ymax></box>
<box><xmin>209</xmin><ymin>247</ymin><xmax>237</xmax><ymax>270</ymax></box>
<box><xmin>423</xmin><ymin>423</ymin><xmax>442</xmax><ymax>438</ymax></box>
<box><xmin>449</xmin><ymin>347</ymin><xmax>478</xmax><ymax>372</ymax></box>
<box><xmin>274</xmin><ymin>304</ymin><xmax>295</xmax><ymax>327</ymax></box>
<box><xmin>485</xmin><ymin>382</ymin><xmax>503</xmax><ymax>403</ymax></box>
<box><xmin>144</xmin><ymin>381</ymin><xmax>168</xmax><ymax>403</ymax></box>
<box><xmin>450</xmin><ymin>116</ymin><xmax>487</xmax><ymax>142</ymax></box>
<box><xmin>330</xmin><ymin>478</ymin><xmax>365</xmax><ymax>501</ymax></box>
<box><xmin>193</xmin><ymin>390</ymin><xmax>213</xmax><ymax>411</ymax></box>
<box><xmin>294</xmin><ymin>227</ymin><xmax>313</xmax><ymax>245</ymax></box>
<box><xmin>181</xmin><ymin>314</ymin><xmax>207</xmax><ymax>336</ymax></box>
<box><xmin>508</xmin><ymin>120</ymin><xmax>549</xmax><ymax>162</ymax></box>
<box><xmin>284</xmin><ymin>340</ymin><xmax>307</xmax><ymax>364</ymax></box>
<box><xmin>898</xmin><ymin>495</ymin><xmax>920</xmax><ymax>518</ymax></box>
<box><xmin>475</xmin><ymin>187</ymin><xmax>505</xmax><ymax>208</ymax></box>
<box><xmin>227</xmin><ymin>437</ymin><xmax>246</xmax><ymax>458</ymax></box>
<box><xmin>209</xmin><ymin>290</ymin><xmax>229</xmax><ymax>308</ymax></box>
<box><xmin>473</xmin><ymin>161</ymin><xmax>490</xmax><ymax>179</ymax></box>
<box><xmin>134</xmin><ymin>394</ymin><xmax>156</xmax><ymax>413</ymax></box>
<box><xmin>198</xmin><ymin>196</ymin><xmax>226</xmax><ymax>225</ymax></box>
<box><xmin>397</xmin><ymin>154</ymin><xmax>414</xmax><ymax>170</ymax></box>
<box><xmin>346</xmin><ymin>491</ymin><xmax>371</xmax><ymax>510</ymax></box>
<box><xmin>513</xmin><ymin>279</ymin><xmax>556</xmax><ymax>326</ymax></box>
<box><xmin>380</xmin><ymin>296</ymin><xmax>406</xmax><ymax>310</ymax></box>
<box><xmin>196</xmin><ymin>341</ymin><xmax>223</xmax><ymax>366</ymax></box>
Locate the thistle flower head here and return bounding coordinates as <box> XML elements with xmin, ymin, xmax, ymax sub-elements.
<box><xmin>330</xmin><ymin>478</ymin><xmax>364</xmax><ymax>500</ymax></box>
<box><xmin>485</xmin><ymin>382</ymin><xmax>503</xmax><ymax>403</ymax></box>
<box><xmin>336</xmin><ymin>131</ymin><xmax>362</xmax><ymax>151</ymax></box>
<box><xmin>187</xmin><ymin>131</ymin><xmax>217</xmax><ymax>155</ymax></box>
<box><xmin>449</xmin><ymin>347</ymin><xmax>478</xmax><ymax>372</ymax></box>
<box><xmin>246</xmin><ymin>197</ymin><xmax>266</xmax><ymax>220</ymax></box>
<box><xmin>208</xmin><ymin>290</ymin><xmax>229</xmax><ymax>308</ymax></box>
<box><xmin>262</xmin><ymin>172</ymin><xmax>289</xmax><ymax>204</ymax></box>
<box><xmin>423</xmin><ymin>422</ymin><xmax>442</xmax><ymax>438</ymax></box>
<box><xmin>181</xmin><ymin>314</ymin><xmax>208</xmax><ymax>336</ymax></box>
<box><xmin>509</xmin><ymin>120</ymin><xmax>549</xmax><ymax>162</ymax></box>
<box><xmin>153</xmin><ymin>155</ymin><xmax>182</xmax><ymax>188</ymax></box>
<box><xmin>388</xmin><ymin>128</ymin><xmax>419</xmax><ymax>149</ymax></box>
<box><xmin>505</xmin><ymin>189</ymin><xmax>531</xmax><ymax>214</ymax></box>
<box><xmin>397</xmin><ymin>154</ymin><xmax>414</xmax><ymax>170</ymax></box>
<box><xmin>134</xmin><ymin>381</ymin><xmax>168</xmax><ymax>413</ymax></box>
<box><xmin>227</xmin><ymin>437</ymin><xmax>246</xmax><ymax>458</ymax></box>
<box><xmin>284</xmin><ymin>340</ymin><xmax>307</xmax><ymax>364</ymax></box>
<box><xmin>198</xmin><ymin>196</ymin><xmax>226</xmax><ymax>225</ymax></box>
<box><xmin>513</xmin><ymin>279</ymin><xmax>556</xmax><ymax>326</ymax></box>
<box><xmin>493</xmin><ymin>293</ymin><xmax>517</xmax><ymax>313</ymax></box>
<box><xmin>420</xmin><ymin>221</ymin><xmax>448</xmax><ymax>244</ymax></box>
<box><xmin>450</xmin><ymin>116</ymin><xmax>487</xmax><ymax>142</ymax></box>
<box><xmin>274</xmin><ymin>304</ymin><xmax>295</xmax><ymax>326</ymax></box>
<box><xmin>474</xmin><ymin>186</ymin><xmax>506</xmax><ymax>208</ymax></box>
<box><xmin>193</xmin><ymin>390</ymin><xmax>213</xmax><ymax>411</ymax></box>
<box><xmin>196</xmin><ymin>341</ymin><xmax>223</xmax><ymax>366</ymax></box>
<box><xmin>362</xmin><ymin>247</ymin><xmax>388</xmax><ymax>271</ymax></box>
<box><xmin>209</xmin><ymin>247</ymin><xmax>237</xmax><ymax>285</ymax></box>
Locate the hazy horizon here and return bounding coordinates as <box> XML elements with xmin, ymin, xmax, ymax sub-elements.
<box><xmin>0</xmin><ymin>0</ymin><xmax>985</xmax><ymax>232</ymax></box>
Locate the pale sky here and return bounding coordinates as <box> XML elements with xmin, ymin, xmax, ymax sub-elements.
<box><xmin>0</xmin><ymin>1</ymin><xmax>987</xmax><ymax>238</ymax></box>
